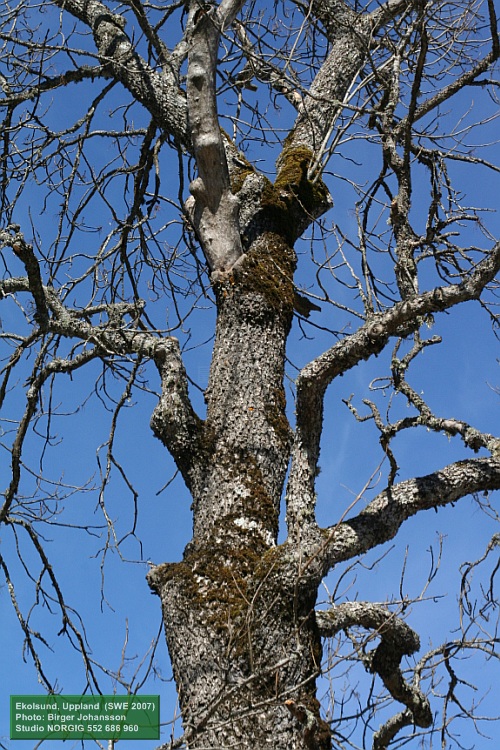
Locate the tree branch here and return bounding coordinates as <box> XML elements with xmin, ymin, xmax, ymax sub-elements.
<box><xmin>47</xmin><ymin>297</ymin><xmax>203</xmax><ymax>484</ymax></box>
<box><xmin>49</xmin><ymin>0</ymin><xmax>189</xmax><ymax>146</ymax></box>
<box><xmin>149</xmin><ymin>338</ymin><xmax>203</xmax><ymax>492</ymax></box>
<box><xmin>0</xmin><ymin>226</ymin><xmax>49</xmax><ymax>330</ymax></box>
<box><xmin>284</xmin><ymin>0</ymin><xmax>412</xmax><ymax>175</ymax></box>
<box><xmin>0</xmin><ymin>272</ymin><xmax>202</xmax><ymax>490</ymax></box>
<box><xmin>0</xmin><ymin>65</ymin><xmax>108</xmax><ymax>108</ymax></box>
<box><xmin>283</xmin><ymin>8</ymin><xmax>366</xmax><ymax>167</ymax></box>
<box><xmin>0</xmin><ymin>343</ymin><xmax>100</xmax><ymax>523</ymax></box>
<box><xmin>286</xmin><ymin>241</ymin><xmax>500</xmax><ymax>536</ymax></box>
<box><xmin>317</xmin><ymin>601</ymin><xmax>432</xmax><ymax>728</ymax></box>
<box><xmin>394</xmin><ymin>0</ymin><xmax>500</xmax><ymax>135</ymax></box>
<box><xmin>324</xmin><ymin>457</ymin><xmax>500</xmax><ymax>567</ymax></box>
<box><xmin>184</xmin><ymin>0</ymin><xmax>244</xmax><ymax>273</ymax></box>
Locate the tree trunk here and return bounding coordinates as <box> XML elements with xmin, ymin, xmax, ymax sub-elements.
<box><xmin>149</xmin><ymin>545</ymin><xmax>329</xmax><ymax>748</ymax></box>
<box><xmin>148</xmin><ymin>232</ymin><xmax>330</xmax><ymax>748</ymax></box>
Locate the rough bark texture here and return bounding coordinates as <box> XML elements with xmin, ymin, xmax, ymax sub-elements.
<box><xmin>2</xmin><ymin>1</ymin><xmax>500</xmax><ymax>748</ymax></box>
<box><xmin>148</xmin><ymin>193</ymin><xmax>333</xmax><ymax>745</ymax></box>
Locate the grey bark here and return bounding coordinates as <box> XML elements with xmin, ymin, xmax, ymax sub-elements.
<box><xmin>2</xmin><ymin>1</ymin><xmax>500</xmax><ymax>748</ymax></box>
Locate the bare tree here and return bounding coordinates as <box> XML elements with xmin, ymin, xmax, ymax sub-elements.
<box><xmin>1</xmin><ymin>0</ymin><xmax>500</xmax><ymax>748</ymax></box>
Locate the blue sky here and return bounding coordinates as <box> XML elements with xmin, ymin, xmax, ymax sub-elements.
<box><xmin>1</xmin><ymin>2</ymin><xmax>500</xmax><ymax>748</ymax></box>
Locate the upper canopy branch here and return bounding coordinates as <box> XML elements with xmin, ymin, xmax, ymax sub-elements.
<box><xmin>231</xmin><ymin>18</ymin><xmax>305</xmax><ymax>109</ymax></box>
<box><xmin>299</xmin><ymin>239</ymin><xmax>500</xmax><ymax>407</ymax></box>
<box><xmin>286</xmin><ymin>240</ymin><xmax>500</xmax><ymax>537</ymax></box>
<box><xmin>310</xmin><ymin>0</ymin><xmax>413</xmax><ymax>40</ymax></box>
<box><xmin>283</xmin><ymin>0</ymin><xmax>414</xmax><ymax>175</ymax></box>
<box><xmin>394</xmin><ymin>0</ymin><xmax>499</xmax><ymax>137</ymax></box>
<box><xmin>0</xmin><ymin>65</ymin><xmax>108</xmax><ymax>108</ymax></box>
<box><xmin>282</xmin><ymin>12</ymin><xmax>367</xmax><ymax>170</ymax></box>
<box><xmin>50</xmin><ymin>0</ymin><xmax>189</xmax><ymax>147</ymax></box>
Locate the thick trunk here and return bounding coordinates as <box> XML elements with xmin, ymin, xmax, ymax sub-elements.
<box><xmin>149</xmin><ymin>545</ymin><xmax>329</xmax><ymax>749</ymax></box>
<box><xmin>148</xmin><ymin>233</ymin><xmax>330</xmax><ymax>748</ymax></box>
<box><xmin>193</xmin><ymin>233</ymin><xmax>296</xmax><ymax>546</ymax></box>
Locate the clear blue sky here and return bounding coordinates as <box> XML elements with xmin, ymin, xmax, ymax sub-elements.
<box><xmin>1</xmin><ymin>2</ymin><xmax>500</xmax><ymax>748</ymax></box>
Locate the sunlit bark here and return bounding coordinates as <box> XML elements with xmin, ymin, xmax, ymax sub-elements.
<box><xmin>1</xmin><ymin>1</ymin><xmax>500</xmax><ymax>748</ymax></box>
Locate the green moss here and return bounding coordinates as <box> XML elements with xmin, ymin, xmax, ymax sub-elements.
<box><xmin>257</xmin><ymin>145</ymin><xmax>330</xmax><ymax>243</ymax></box>
<box><xmin>149</xmin><ymin>466</ymin><xmax>287</xmax><ymax>645</ymax></box>
<box><xmin>275</xmin><ymin>145</ymin><xmax>328</xmax><ymax>204</ymax></box>
<box><xmin>231</xmin><ymin>165</ymin><xmax>255</xmax><ymax>194</ymax></box>
<box><xmin>151</xmin><ymin>543</ymin><xmax>259</xmax><ymax>637</ymax></box>
<box><xmin>150</xmin><ymin>449</ymin><xmax>282</xmax><ymax>633</ymax></box>
<box><xmin>226</xmin><ymin>235</ymin><xmax>296</xmax><ymax>320</ymax></box>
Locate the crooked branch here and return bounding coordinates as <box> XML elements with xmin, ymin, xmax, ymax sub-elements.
<box><xmin>0</xmin><ymin>226</ymin><xmax>49</xmax><ymax>330</ymax></box>
<box><xmin>317</xmin><ymin>601</ymin><xmax>432</xmax><ymax>728</ymax></box>
<box><xmin>0</xmin><ymin>273</ymin><xmax>202</xmax><ymax>497</ymax></box>
<box><xmin>149</xmin><ymin>338</ymin><xmax>203</xmax><ymax>491</ymax></box>
<box><xmin>286</xmin><ymin>241</ymin><xmax>500</xmax><ymax>536</ymax></box>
